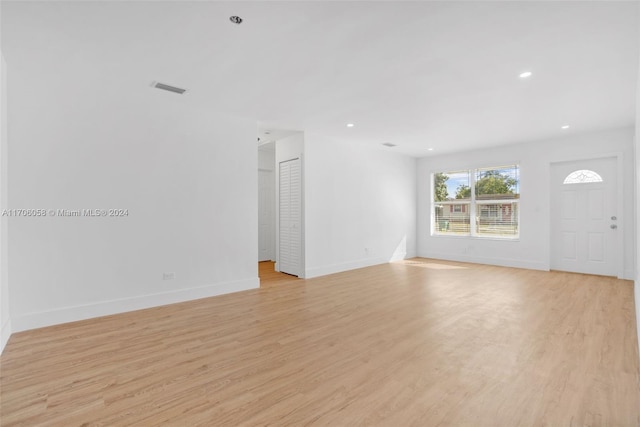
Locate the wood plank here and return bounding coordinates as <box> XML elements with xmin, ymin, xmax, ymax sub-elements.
<box><xmin>1</xmin><ymin>258</ymin><xmax>638</xmax><ymax>425</ymax></box>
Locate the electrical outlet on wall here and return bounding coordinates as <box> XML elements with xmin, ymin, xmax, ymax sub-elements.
<box><xmin>163</xmin><ymin>272</ymin><xmax>176</xmax><ymax>280</ymax></box>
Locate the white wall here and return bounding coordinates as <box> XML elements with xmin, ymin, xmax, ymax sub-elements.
<box><xmin>258</xmin><ymin>145</ymin><xmax>275</xmax><ymax>171</ymax></box>
<box><xmin>635</xmin><ymin>15</ymin><xmax>640</xmax><ymax>357</ymax></box>
<box><xmin>258</xmin><ymin>145</ymin><xmax>276</xmax><ymax>262</ymax></box>
<box><xmin>7</xmin><ymin>67</ymin><xmax>258</xmax><ymax>332</ymax></box>
<box><xmin>304</xmin><ymin>134</ymin><xmax>417</xmax><ymax>278</ymax></box>
<box><xmin>0</xmin><ymin>51</ymin><xmax>10</xmax><ymax>353</ymax></box>
<box><xmin>276</xmin><ymin>133</ymin><xmax>304</xmax><ymax>165</ymax></box>
<box><xmin>418</xmin><ymin>127</ymin><xmax>635</xmax><ymax>278</ymax></box>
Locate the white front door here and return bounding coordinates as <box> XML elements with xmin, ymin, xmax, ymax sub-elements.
<box><xmin>550</xmin><ymin>157</ymin><xmax>618</xmax><ymax>276</ymax></box>
<box><xmin>278</xmin><ymin>158</ymin><xmax>301</xmax><ymax>276</ymax></box>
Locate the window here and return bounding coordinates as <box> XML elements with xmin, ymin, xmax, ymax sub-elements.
<box><xmin>433</xmin><ymin>170</ymin><xmax>470</xmax><ymax>235</ymax></box>
<box><xmin>433</xmin><ymin>165</ymin><xmax>519</xmax><ymax>238</ymax></box>
<box><xmin>563</xmin><ymin>169</ymin><xmax>603</xmax><ymax>184</ymax></box>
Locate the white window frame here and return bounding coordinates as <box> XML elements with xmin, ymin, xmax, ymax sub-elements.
<box><xmin>432</xmin><ymin>165</ymin><xmax>520</xmax><ymax>239</ymax></box>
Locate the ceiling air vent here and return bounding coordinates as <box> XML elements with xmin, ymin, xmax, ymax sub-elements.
<box><xmin>382</xmin><ymin>142</ymin><xmax>397</xmax><ymax>147</ymax></box>
<box><xmin>152</xmin><ymin>81</ymin><xmax>187</xmax><ymax>95</ymax></box>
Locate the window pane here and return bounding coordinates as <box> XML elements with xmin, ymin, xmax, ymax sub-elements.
<box><xmin>476</xmin><ymin>202</ymin><xmax>519</xmax><ymax>237</ymax></box>
<box><xmin>563</xmin><ymin>169</ymin><xmax>603</xmax><ymax>184</ymax></box>
<box><xmin>434</xmin><ymin>202</ymin><xmax>470</xmax><ymax>235</ymax></box>
<box><xmin>433</xmin><ymin>170</ymin><xmax>471</xmax><ymax>202</ymax></box>
<box><xmin>475</xmin><ymin>165</ymin><xmax>519</xmax><ymax>200</ymax></box>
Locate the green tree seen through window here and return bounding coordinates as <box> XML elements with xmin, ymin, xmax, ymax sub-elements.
<box><xmin>434</xmin><ymin>172</ymin><xmax>449</xmax><ymax>201</ymax></box>
<box><xmin>476</xmin><ymin>170</ymin><xmax>517</xmax><ymax>197</ymax></box>
<box><xmin>455</xmin><ymin>185</ymin><xmax>471</xmax><ymax>199</ymax></box>
<box><xmin>454</xmin><ymin>170</ymin><xmax>517</xmax><ymax>199</ymax></box>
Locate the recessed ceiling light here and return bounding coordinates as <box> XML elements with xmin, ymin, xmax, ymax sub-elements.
<box><xmin>230</xmin><ymin>16</ymin><xmax>243</xmax><ymax>24</ymax></box>
<box><xmin>427</xmin><ymin>148</ymin><xmax>434</xmax><ymax>151</ymax></box>
<box><xmin>382</xmin><ymin>142</ymin><xmax>396</xmax><ymax>147</ymax></box>
<box><xmin>346</xmin><ymin>123</ymin><xmax>355</xmax><ymax>128</ymax></box>
<box><xmin>519</xmin><ymin>71</ymin><xmax>533</xmax><ymax>79</ymax></box>
<box><xmin>561</xmin><ymin>125</ymin><xmax>570</xmax><ymax>129</ymax></box>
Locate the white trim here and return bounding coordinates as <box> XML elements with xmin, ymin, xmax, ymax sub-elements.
<box><xmin>0</xmin><ymin>316</ymin><xmax>11</xmax><ymax>354</ymax></box>
<box><xmin>305</xmin><ymin>257</ymin><xmax>388</xmax><ymax>279</ymax></box>
<box><xmin>299</xmin><ymin>153</ymin><xmax>306</xmax><ymax>279</ymax></box>
<box><xmin>617</xmin><ymin>154</ymin><xmax>624</xmax><ymax>280</ymax></box>
<box><xmin>470</xmin><ymin>169</ymin><xmax>477</xmax><ymax>235</ymax></box>
<box><xmin>422</xmin><ymin>253</ymin><xmax>547</xmax><ymax>271</ymax></box>
<box><xmin>11</xmin><ymin>277</ymin><xmax>259</xmax><ymax>333</ymax></box>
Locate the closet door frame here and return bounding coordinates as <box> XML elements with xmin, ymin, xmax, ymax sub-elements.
<box><xmin>276</xmin><ymin>156</ymin><xmax>304</xmax><ymax>278</ymax></box>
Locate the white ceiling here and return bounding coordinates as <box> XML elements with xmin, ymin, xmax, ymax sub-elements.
<box><xmin>1</xmin><ymin>1</ymin><xmax>638</xmax><ymax>157</ymax></box>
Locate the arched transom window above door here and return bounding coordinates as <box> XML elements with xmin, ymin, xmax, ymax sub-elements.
<box><xmin>563</xmin><ymin>169</ymin><xmax>603</xmax><ymax>184</ymax></box>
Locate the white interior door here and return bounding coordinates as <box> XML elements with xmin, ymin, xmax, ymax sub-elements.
<box><xmin>278</xmin><ymin>158</ymin><xmax>301</xmax><ymax>276</ymax></box>
<box><xmin>258</xmin><ymin>169</ymin><xmax>274</xmax><ymax>262</ymax></box>
<box><xmin>550</xmin><ymin>157</ymin><xmax>618</xmax><ymax>276</ymax></box>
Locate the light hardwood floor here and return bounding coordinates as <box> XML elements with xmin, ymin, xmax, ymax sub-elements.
<box><xmin>1</xmin><ymin>259</ymin><xmax>639</xmax><ymax>426</ymax></box>
<box><xmin>259</xmin><ymin>261</ymin><xmax>300</xmax><ymax>288</ymax></box>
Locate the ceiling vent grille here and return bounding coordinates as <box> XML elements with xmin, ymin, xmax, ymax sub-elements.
<box><xmin>382</xmin><ymin>142</ymin><xmax>397</xmax><ymax>147</ymax></box>
<box><xmin>152</xmin><ymin>81</ymin><xmax>187</xmax><ymax>95</ymax></box>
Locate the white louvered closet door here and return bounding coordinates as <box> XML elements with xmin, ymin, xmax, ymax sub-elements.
<box><xmin>279</xmin><ymin>158</ymin><xmax>301</xmax><ymax>276</ymax></box>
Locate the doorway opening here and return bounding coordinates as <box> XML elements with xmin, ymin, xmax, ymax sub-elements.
<box><xmin>257</xmin><ymin>127</ymin><xmax>305</xmax><ymax>285</ymax></box>
<box><xmin>258</xmin><ymin>261</ymin><xmax>299</xmax><ymax>287</ymax></box>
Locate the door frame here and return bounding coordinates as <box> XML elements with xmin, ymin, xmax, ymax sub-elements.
<box><xmin>275</xmin><ymin>154</ymin><xmax>305</xmax><ymax>278</ymax></box>
<box><xmin>548</xmin><ymin>152</ymin><xmax>624</xmax><ymax>278</ymax></box>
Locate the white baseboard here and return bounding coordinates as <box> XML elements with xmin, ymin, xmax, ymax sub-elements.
<box><xmin>624</xmin><ymin>268</ymin><xmax>635</xmax><ymax>280</ymax></box>
<box><xmin>0</xmin><ymin>316</ymin><xmax>11</xmax><ymax>354</ymax></box>
<box><xmin>305</xmin><ymin>257</ymin><xmax>388</xmax><ymax>279</ymax></box>
<box><xmin>12</xmin><ymin>277</ymin><xmax>259</xmax><ymax>333</ymax></box>
<box><xmin>418</xmin><ymin>252</ymin><xmax>548</xmax><ymax>272</ymax></box>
